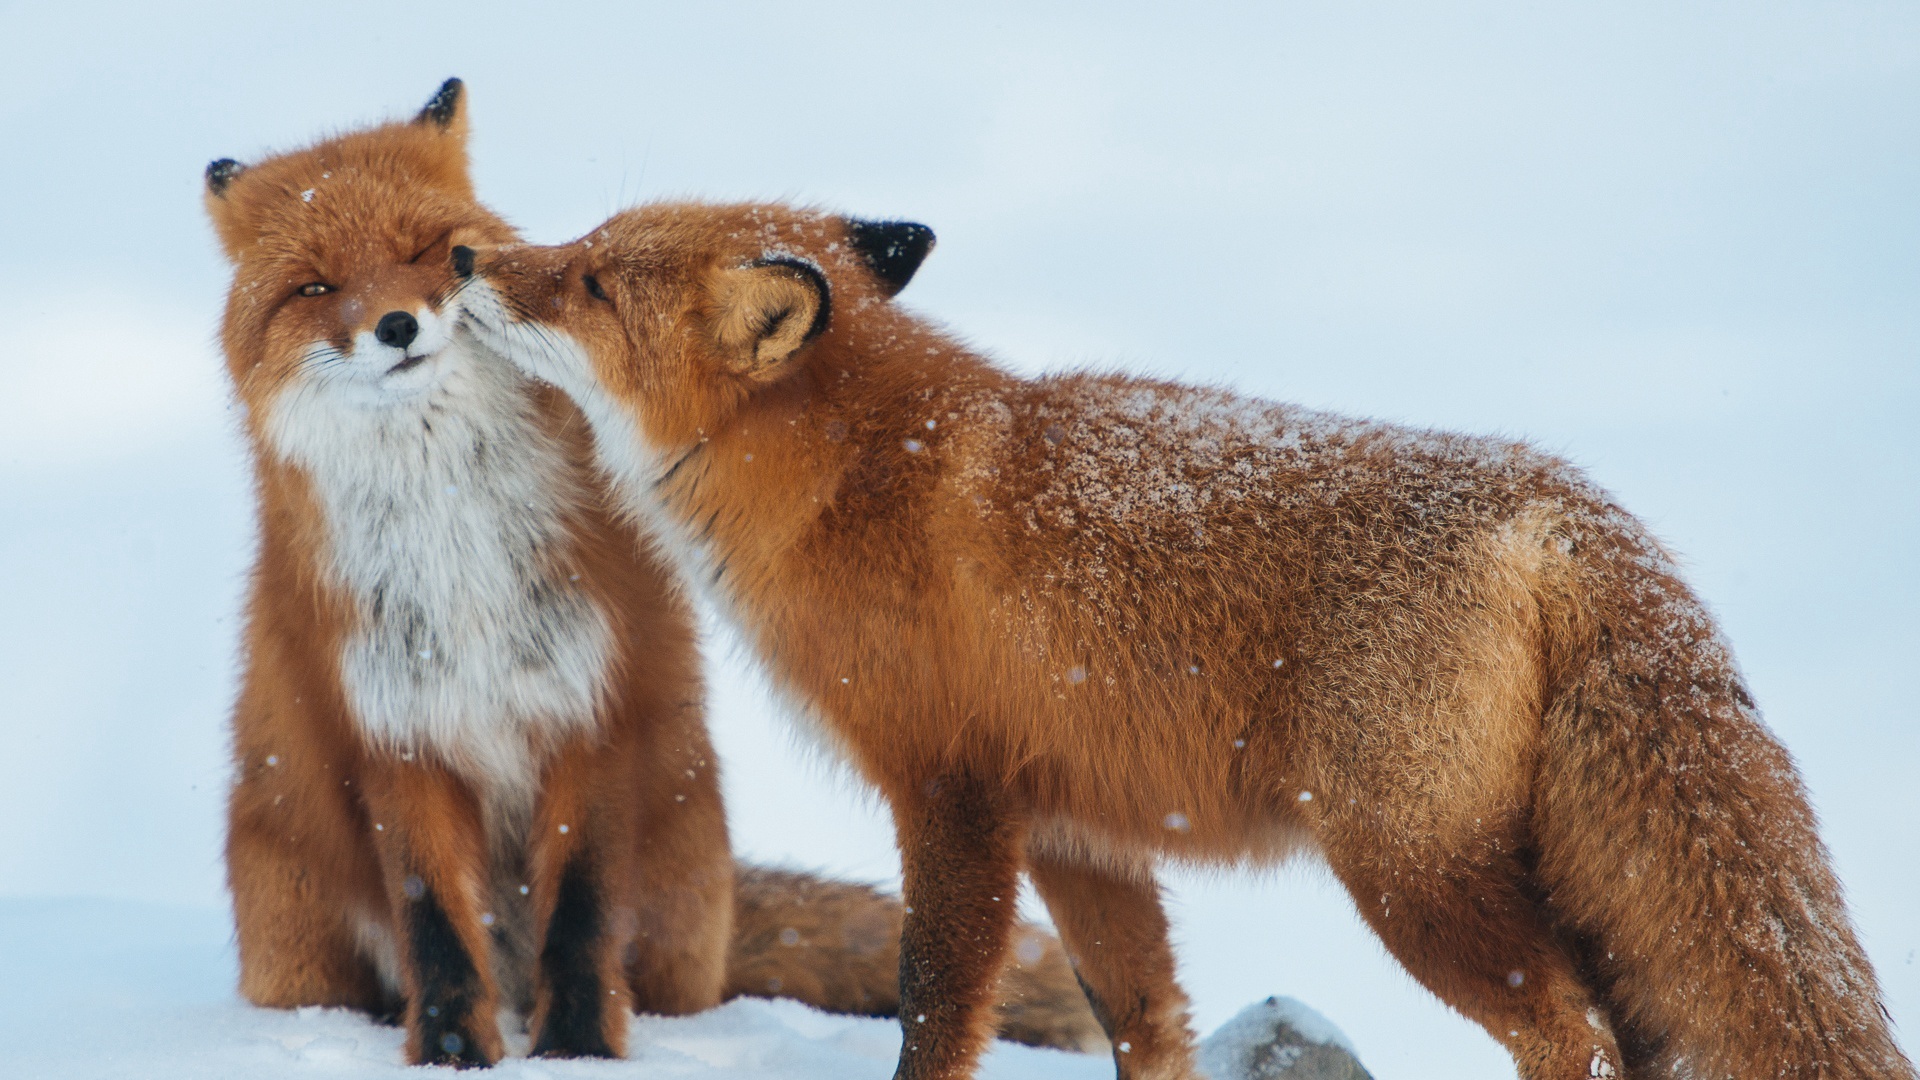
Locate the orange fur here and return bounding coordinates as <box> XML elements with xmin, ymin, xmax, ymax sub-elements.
<box><xmin>464</xmin><ymin>201</ymin><xmax>1915</xmax><ymax>1080</ymax></box>
<box><xmin>728</xmin><ymin>866</ymin><xmax>1108</xmax><ymax>1054</ymax></box>
<box><xmin>208</xmin><ymin>88</ymin><xmax>1096</xmax><ymax>1066</ymax></box>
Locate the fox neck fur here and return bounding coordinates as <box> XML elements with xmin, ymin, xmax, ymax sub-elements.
<box><xmin>263</xmin><ymin>330</ymin><xmax>613</xmax><ymax>813</ymax></box>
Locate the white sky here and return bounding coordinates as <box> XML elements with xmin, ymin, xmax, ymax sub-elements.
<box><xmin>1</xmin><ymin>4</ymin><xmax>1915</xmax><ymax>1077</ymax></box>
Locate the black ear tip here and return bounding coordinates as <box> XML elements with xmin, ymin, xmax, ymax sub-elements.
<box><xmin>205</xmin><ymin>158</ymin><xmax>244</xmax><ymax>196</ymax></box>
<box><xmin>846</xmin><ymin>218</ymin><xmax>936</xmax><ymax>296</ymax></box>
<box><xmin>417</xmin><ymin>78</ymin><xmax>464</xmax><ymax>128</ymax></box>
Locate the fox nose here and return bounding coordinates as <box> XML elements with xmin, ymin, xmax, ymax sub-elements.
<box><xmin>375</xmin><ymin>310</ymin><xmax>419</xmax><ymax>349</ymax></box>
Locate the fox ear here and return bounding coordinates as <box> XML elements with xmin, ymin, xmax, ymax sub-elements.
<box><xmin>711</xmin><ymin>257</ymin><xmax>831</xmax><ymax>380</ymax></box>
<box><xmin>409</xmin><ymin>78</ymin><xmax>474</xmax><ymax>198</ymax></box>
<box><xmin>205</xmin><ymin>158</ymin><xmax>245</xmax><ymax>198</ymax></box>
<box><xmin>845</xmin><ymin>218</ymin><xmax>934</xmax><ymax>297</ymax></box>
<box><xmin>204</xmin><ymin>159</ymin><xmax>252</xmax><ymax>261</ymax></box>
<box><xmin>415</xmin><ymin>78</ymin><xmax>466</xmax><ymax>134</ymax></box>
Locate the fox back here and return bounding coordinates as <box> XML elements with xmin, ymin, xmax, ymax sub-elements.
<box><xmin>465</xmin><ymin>201</ymin><xmax>1912</xmax><ymax>1080</ymax></box>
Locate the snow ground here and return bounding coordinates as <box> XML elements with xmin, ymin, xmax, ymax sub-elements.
<box><xmin>0</xmin><ymin>896</ymin><xmax>1356</xmax><ymax>1080</ymax></box>
<box><xmin>0</xmin><ymin>896</ymin><xmax>1118</xmax><ymax>1080</ymax></box>
<box><xmin>2</xmin><ymin>4</ymin><xmax>1916</xmax><ymax>1078</ymax></box>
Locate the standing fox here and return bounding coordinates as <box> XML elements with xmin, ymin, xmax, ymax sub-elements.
<box><xmin>204</xmin><ymin>83</ymin><xmax>1099</xmax><ymax>1066</ymax></box>
<box><xmin>460</xmin><ymin>201</ymin><xmax>1915</xmax><ymax>1080</ymax></box>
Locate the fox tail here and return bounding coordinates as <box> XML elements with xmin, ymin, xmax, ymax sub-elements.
<box><xmin>1534</xmin><ymin>513</ymin><xmax>1911</xmax><ymax>1078</ymax></box>
<box><xmin>726</xmin><ymin>863</ymin><xmax>1107</xmax><ymax>1054</ymax></box>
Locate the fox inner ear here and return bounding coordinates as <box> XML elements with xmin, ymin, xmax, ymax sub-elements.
<box><xmin>845</xmin><ymin>218</ymin><xmax>934</xmax><ymax>297</ymax></box>
<box><xmin>205</xmin><ymin>158</ymin><xmax>245</xmax><ymax>197</ymax></box>
<box><xmin>415</xmin><ymin>77</ymin><xmax>465</xmax><ymax>130</ymax></box>
<box><xmin>712</xmin><ymin>257</ymin><xmax>831</xmax><ymax>379</ymax></box>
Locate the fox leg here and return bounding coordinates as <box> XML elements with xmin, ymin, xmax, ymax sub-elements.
<box><xmin>522</xmin><ymin>743</ymin><xmax>635</xmax><ymax>1059</ymax></box>
<box><xmin>890</xmin><ymin>773</ymin><xmax>1025</xmax><ymax>1080</ymax></box>
<box><xmin>227</xmin><ymin>689</ymin><xmax>395</xmax><ymax>1016</ymax></box>
<box><xmin>361</xmin><ymin>759</ymin><xmax>503</xmax><ymax>1068</ymax></box>
<box><xmin>1025</xmin><ymin>851</ymin><xmax>1195</xmax><ymax>1080</ymax></box>
<box><xmin>520</xmin><ymin>722</ymin><xmax>730</xmax><ymax>1057</ymax></box>
<box><xmin>525</xmin><ymin>829</ymin><xmax>630</xmax><ymax>1058</ymax></box>
<box><xmin>618</xmin><ymin>736</ymin><xmax>733</xmax><ymax>1018</ymax></box>
<box><xmin>227</xmin><ymin>798</ymin><xmax>393</xmax><ymax>1014</ymax></box>
<box><xmin>1320</xmin><ymin>826</ymin><xmax>1622</xmax><ymax>1080</ymax></box>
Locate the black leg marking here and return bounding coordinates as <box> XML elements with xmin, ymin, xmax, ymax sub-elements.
<box><xmin>407</xmin><ymin>885</ymin><xmax>493</xmax><ymax>1067</ymax></box>
<box><xmin>532</xmin><ymin>858</ymin><xmax>616</xmax><ymax>1059</ymax></box>
<box><xmin>1071</xmin><ymin>970</ymin><xmax>1118</xmax><ymax>1041</ymax></box>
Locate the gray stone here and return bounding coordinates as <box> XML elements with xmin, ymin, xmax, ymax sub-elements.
<box><xmin>1197</xmin><ymin>995</ymin><xmax>1374</xmax><ymax>1080</ymax></box>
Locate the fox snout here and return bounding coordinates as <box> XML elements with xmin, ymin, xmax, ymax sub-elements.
<box><xmin>351</xmin><ymin>302</ymin><xmax>452</xmax><ymax>377</ymax></box>
<box><xmin>455</xmin><ymin>242</ymin><xmax>577</xmax><ymax>326</ymax></box>
<box><xmin>457</xmin><ymin>241</ymin><xmax>563</xmax><ymax>287</ymax></box>
<box><xmin>450</xmin><ymin>242</ymin><xmax>534</xmax><ymax>303</ymax></box>
<box><xmin>374</xmin><ymin>310</ymin><xmax>419</xmax><ymax>349</ymax></box>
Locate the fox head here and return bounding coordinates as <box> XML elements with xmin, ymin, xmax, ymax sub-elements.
<box><xmin>205</xmin><ymin>78</ymin><xmax>517</xmax><ymax>413</ymax></box>
<box><xmin>459</xmin><ymin>202</ymin><xmax>934</xmax><ymax>463</ymax></box>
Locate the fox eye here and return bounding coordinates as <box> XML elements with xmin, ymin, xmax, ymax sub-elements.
<box><xmin>409</xmin><ymin>230</ymin><xmax>453</xmax><ymax>264</ymax></box>
<box><xmin>583</xmin><ymin>273</ymin><xmax>609</xmax><ymax>302</ymax></box>
<box><xmin>298</xmin><ymin>283</ymin><xmax>334</xmax><ymax>297</ymax></box>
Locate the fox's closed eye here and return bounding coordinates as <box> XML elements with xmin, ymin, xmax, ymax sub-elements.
<box><xmin>299</xmin><ymin>283</ymin><xmax>334</xmax><ymax>297</ymax></box>
<box><xmin>584</xmin><ymin>274</ymin><xmax>609</xmax><ymax>302</ymax></box>
<box><xmin>407</xmin><ymin>233</ymin><xmax>451</xmax><ymax>264</ymax></box>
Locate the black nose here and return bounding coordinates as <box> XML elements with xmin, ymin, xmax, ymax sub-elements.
<box><xmin>375</xmin><ymin>310</ymin><xmax>419</xmax><ymax>349</ymax></box>
<box><xmin>451</xmin><ymin>245</ymin><xmax>475</xmax><ymax>278</ymax></box>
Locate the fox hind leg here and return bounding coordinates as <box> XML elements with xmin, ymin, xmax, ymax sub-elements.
<box><xmin>1321</xmin><ymin>821</ymin><xmax>1622</xmax><ymax>1080</ymax></box>
<box><xmin>226</xmin><ymin>725</ymin><xmax>396</xmax><ymax>1017</ymax></box>
<box><xmin>618</xmin><ymin>750</ymin><xmax>732</xmax><ymax>1019</ymax></box>
<box><xmin>620</xmin><ymin>837</ymin><xmax>733</xmax><ymax>1019</ymax></box>
<box><xmin>1026</xmin><ymin>850</ymin><xmax>1192</xmax><ymax>1079</ymax></box>
<box><xmin>228</xmin><ymin>812</ymin><xmax>395</xmax><ymax>1015</ymax></box>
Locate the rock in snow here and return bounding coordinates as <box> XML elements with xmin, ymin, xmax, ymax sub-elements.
<box><xmin>1198</xmin><ymin>996</ymin><xmax>1375</xmax><ymax>1080</ymax></box>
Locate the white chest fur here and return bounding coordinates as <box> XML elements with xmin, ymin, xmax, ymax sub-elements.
<box><xmin>265</xmin><ymin>338</ymin><xmax>613</xmax><ymax>804</ymax></box>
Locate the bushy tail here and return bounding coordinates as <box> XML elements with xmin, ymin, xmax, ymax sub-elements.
<box><xmin>1534</xmin><ymin>528</ymin><xmax>1911</xmax><ymax>1078</ymax></box>
<box><xmin>724</xmin><ymin>863</ymin><xmax>1108</xmax><ymax>1053</ymax></box>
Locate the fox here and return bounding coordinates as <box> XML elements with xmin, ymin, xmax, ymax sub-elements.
<box><xmin>203</xmin><ymin>82</ymin><xmax>1101</xmax><ymax>1067</ymax></box>
<box><xmin>456</xmin><ymin>200</ymin><xmax>1916</xmax><ymax>1080</ymax></box>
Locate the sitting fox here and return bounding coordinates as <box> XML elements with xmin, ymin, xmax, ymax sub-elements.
<box><xmin>203</xmin><ymin>84</ymin><xmax>1099</xmax><ymax>1067</ymax></box>
<box><xmin>456</xmin><ymin>201</ymin><xmax>1913</xmax><ymax>1080</ymax></box>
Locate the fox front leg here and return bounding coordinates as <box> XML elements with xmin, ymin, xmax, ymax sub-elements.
<box><xmin>361</xmin><ymin>759</ymin><xmax>504</xmax><ymax>1067</ymax></box>
<box><xmin>891</xmin><ymin>773</ymin><xmax>1025</xmax><ymax>1080</ymax></box>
